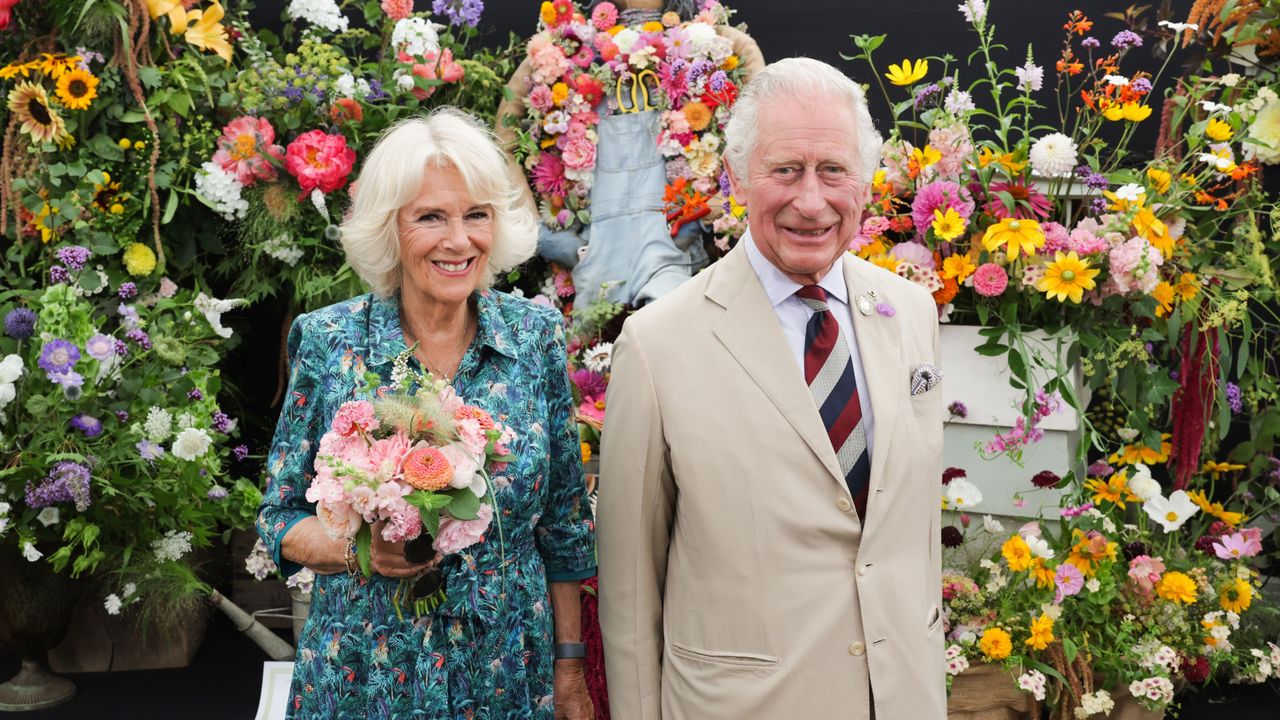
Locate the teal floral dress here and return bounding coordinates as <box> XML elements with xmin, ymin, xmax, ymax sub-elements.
<box><xmin>256</xmin><ymin>291</ymin><xmax>596</xmax><ymax>719</ymax></box>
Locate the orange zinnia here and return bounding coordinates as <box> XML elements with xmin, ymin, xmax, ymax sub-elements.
<box><xmin>402</xmin><ymin>446</ymin><xmax>454</xmax><ymax>491</ymax></box>
<box><xmin>682</xmin><ymin>101</ymin><xmax>712</xmax><ymax>132</ymax></box>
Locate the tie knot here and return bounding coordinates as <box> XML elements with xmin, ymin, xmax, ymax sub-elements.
<box><xmin>795</xmin><ymin>285</ymin><xmax>829</xmax><ymax>310</ymax></box>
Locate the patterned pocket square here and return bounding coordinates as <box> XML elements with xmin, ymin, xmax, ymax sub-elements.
<box><xmin>910</xmin><ymin>363</ymin><xmax>943</xmax><ymax>396</ymax></box>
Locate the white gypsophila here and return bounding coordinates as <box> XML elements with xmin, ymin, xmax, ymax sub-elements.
<box><xmin>171</xmin><ymin>427</ymin><xmax>212</xmax><ymax>462</ymax></box>
<box><xmin>945</xmin><ymin>89</ymin><xmax>975</xmax><ymax>114</ymax></box>
<box><xmin>392</xmin><ymin>17</ymin><xmax>442</xmax><ymax>57</ymax></box>
<box><xmin>582</xmin><ymin>342</ymin><xmax>614</xmax><ymax>373</ymax></box>
<box><xmin>1029</xmin><ymin>132</ymin><xmax>1078</xmax><ymax>177</ymax></box>
<box><xmin>1104</xmin><ymin>74</ymin><xmax>1130</xmax><ymax>86</ymax></box>
<box><xmin>195</xmin><ymin>292</ymin><xmax>248</xmax><ymax>339</ymax></box>
<box><xmin>982</xmin><ymin>515</ymin><xmax>1004</xmax><ymax>534</ymax></box>
<box><xmin>1128</xmin><ymin>463</ymin><xmax>1161</xmax><ymax>501</ymax></box>
<box><xmin>1158</xmin><ymin>21</ymin><xmax>1198</xmax><ymax>32</ymax></box>
<box><xmin>152</xmin><ymin>530</ymin><xmax>193</xmax><ymax>563</ymax></box>
<box><xmin>958</xmin><ymin>0</ymin><xmax>986</xmax><ymax>25</ymax></box>
<box><xmin>263</xmin><ymin>233</ymin><xmax>304</xmax><ymax>266</ymax></box>
<box><xmin>1219</xmin><ymin>73</ymin><xmax>1242</xmax><ymax>88</ymax></box>
<box><xmin>245</xmin><ymin>538</ymin><xmax>279</xmax><ymax>580</ymax></box>
<box><xmin>943</xmin><ymin>477</ymin><xmax>983</xmax><ymax>510</ymax></box>
<box><xmin>104</xmin><ymin>594</ymin><xmax>122</xmax><ymax>616</ymax></box>
<box><xmin>195</xmin><ymin>162</ymin><xmax>249</xmax><ymax>221</ymax></box>
<box><xmin>36</xmin><ymin>507</ymin><xmax>59</xmax><ymax>527</ymax></box>
<box><xmin>144</xmin><ymin>407</ymin><xmax>173</xmax><ymax>443</ymax></box>
<box><xmin>286</xmin><ymin>0</ymin><xmax>349</xmax><ymax>33</ymax></box>
<box><xmin>1025</xmin><ymin>534</ymin><xmax>1055</xmax><ymax>559</ymax></box>
<box><xmin>22</xmin><ymin>541</ymin><xmax>42</xmax><ymax>562</ymax></box>
<box><xmin>1015</xmin><ymin>62</ymin><xmax>1043</xmax><ymax>92</ymax></box>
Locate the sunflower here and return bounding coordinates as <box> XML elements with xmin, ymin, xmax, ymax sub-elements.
<box><xmin>55</xmin><ymin>68</ymin><xmax>99</xmax><ymax>110</ymax></box>
<box><xmin>1037</xmin><ymin>251</ymin><xmax>1099</xmax><ymax>303</ymax></box>
<box><xmin>7</xmin><ymin>81</ymin><xmax>68</xmax><ymax>145</ymax></box>
<box><xmin>92</xmin><ymin>172</ymin><xmax>124</xmax><ymax>213</ymax></box>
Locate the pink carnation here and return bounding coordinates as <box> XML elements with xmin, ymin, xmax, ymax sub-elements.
<box><xmin>284</xmin><ymin>130</ymin><xmax>356</xmax><ymax>195</ymax></box>
<box><xmin>212</xmin><ymin>116</ymin><xmax>285</xmax><ymax>187</ymax></box>
<box><xmin>380</xmin><ymin>0</ymin><xmax>414</xmax><ymax>21</ymax></box>
<box><xmin>332</xmin><ymin>400</ymin><xmax>379</xmax><ymax>437</ymax></box>
<box><xmin>911</xmin><ymin>181</ymin><xmax>974</xmax><ymax>236</ymax></box>
<box><xmin>972</xmin><ymin>263</ymin><xmax>1008</xmax><ymax>297</ymax></box>
<box><xmin>529</xmin><ymin>36</ymin><xmax>572</xmax><ymax>85</ymax></box>
<box><xmin>591</xmin><ymin>2</ymin><xmax>618</xmax><ymax>31</ymax></box>
<box><xmin>433</xmin><ymin>503</ymin><xmax>494</xmax><ymax>554</ymax></box>
<box><xmin>382</xmin><ymin>500</ymin><xmax>423</xmax><ymax>543</ymax></box>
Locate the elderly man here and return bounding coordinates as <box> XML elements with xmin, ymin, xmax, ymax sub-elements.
<box><xmin>598</xmin><ymin>57</ymin><xmax>946</xmax><ymax>719</ymax></box>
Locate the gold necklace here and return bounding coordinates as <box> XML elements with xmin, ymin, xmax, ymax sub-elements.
<box><xmin>402</xmin><ymin>312</ymin><xmax>475</xmax><ymax>383</ymax></box>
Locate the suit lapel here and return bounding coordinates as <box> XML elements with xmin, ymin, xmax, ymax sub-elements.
<box><xmin>709</xmin><ymin>247</ymin><xmax>847</xmax><ymax>491</ymax></box>
<box><xmin>843</xmin><ymin>258</ymin><xmax>906</xmax><ymax>518</ymax></box>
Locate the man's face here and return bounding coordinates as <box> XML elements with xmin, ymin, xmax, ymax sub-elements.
<box><xmin>729</xmin><ymin>96</ymin><xmax>868</xmax><ymax>285</ymax></box>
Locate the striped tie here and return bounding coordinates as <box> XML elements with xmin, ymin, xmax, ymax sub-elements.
<box><xmin>795</xmin><ymin>286</ymin><xmax>871</xmax><ymax>519</ymax></box>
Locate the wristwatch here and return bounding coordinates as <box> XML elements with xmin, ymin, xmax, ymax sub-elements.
<box><xmin>553</xmin><ymin>642</ymin><xmax>587</xmax><ymax>660</ymax></box>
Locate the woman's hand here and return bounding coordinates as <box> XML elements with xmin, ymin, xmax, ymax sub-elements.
<box><xmin>368</xmin><ymin>520</ymin><xmax>441</xmax><ymax>578</ymax></box>
<box><xmin>553</xmin><ymin>659</ymin><xmax>594</xmax><ymax>720</ymax></box>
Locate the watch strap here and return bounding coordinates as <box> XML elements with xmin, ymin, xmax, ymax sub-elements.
<box><xmin>554</xmin><ymin>642</ymin><xmax>587</xmax><ymax>660</ymax></box>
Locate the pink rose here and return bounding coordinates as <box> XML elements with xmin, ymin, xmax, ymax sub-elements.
<box><xmin>433</xmin><ymin>503</ymin><xmax>494</xmax><ymax>555</ymax></box>
<box><xmin>284</xmin><ymin>130</ymin><xmax>356</xmax><ymax>195</ymax></box>
<box><xmin>439</xmin><ymin>443</ymin><xmax>485</xmax><ymax>497</ymax></box>
<box><xmin>316</xmin><ymin>499</ymin><xmax>364</xmax><ymax>540</ymax></box>
<box><xmin>529</xmin><ymin>85</ymin><xmax>554</xmax><ymax>113</ymax></box>
<box><xmin>348</xmin><ymin>484</ymin><xmax>379</xmax><ymax>520</ymax></box>
<box><xmin>212</xmin><ymin>116</ymin><xmax>285</xmax><ymax>187</ymax></box>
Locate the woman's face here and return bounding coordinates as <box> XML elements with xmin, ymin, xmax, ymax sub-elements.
<box><xmin>397</xmin><ymin>164</ymin><xmax>494</xmax><ymax>308</ymax></box>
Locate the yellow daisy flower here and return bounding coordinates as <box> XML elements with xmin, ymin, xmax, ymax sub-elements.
<box><xmin>1085</xmin><ymin>472</ymin><xmax>1138</xmax><ymax>508</ymax></box>
<box><xmin>1219</xmin><ymin>578</ymin><xmax>1252</xmax><ymax>613</ymax></box>
<box><xmin>932</xmin><ymin>207</ymin><xmax>966</xmax><ymax>241</ymax></box>
<box><xmin>1109</xmin><ymin>433</ymin><xmax>1172</xmax><ymax>466</ymax></box>
<box><xmin>1001</xmin><ymin>535</ymin><xmax>1034</xmax><ymax>572</ymax></box>
<box><xmin>885</xmin><ymin>58</ymin><xmax>928</xmax><ymax>86</ymax></box>
<box><xmin>55</xmin><ymin>67</ymin><xmax>100</xmax><ymax>111</ymax></box>
<box><xmin>1146</xmin><ymin>167</ymin><xmax>1172</xmax><ymax>194</ymax></box>
<box><xmin>869</xmin><ymin>253</ymin><xmax>900</xmax><ymax>273</ymax></box>
<box><xmin>1156</xmin><ymin>571</ymin><xmax>1197</xmax><ymax>605</ymax></box>
<box><xmin>1205</xmin><ymin>118</ymin><xmax>1234</xmax><ymax>142</ymax></box>
<box><xmin>1037</xmin><ymin>251</ymin><xmax>1099</xmax><ymax>303</ymax></box>
<box><xmin>1133</xmin><ymin>208</ymin><xmax>1172</xmax><ymax>256</ymax></box>
<box><xmin>1174</xmin><ymin>273</ymin><xmax>1199</xmax><ymax>301</ymax></box>
<box><xmin>1122</xmin><ymin>103</ymin><xmax>1152</xmax><ymax>122</ymax></box>
<box><xmin>979</xmin><ymin>627</ymin><xmax>1012</xmax><ymax>661</ymax></box>
<box><xmin>982</xmin><ymin>218</ymin><xmax>1045</xmax><ymax>261</ymax></box>
<box><xmin>1153</xmin><ymin>281</ymin><xmax>1175</xmax><ymax>317</ymax></box>
<box><xmin>1187</xmin><ymin>489</ymin><xmax>1245</xmax><ymax>528</ymax></box>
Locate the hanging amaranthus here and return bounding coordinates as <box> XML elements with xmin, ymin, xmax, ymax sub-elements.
<box><xmin>1170</xmin><ymin>325</ymin><xmax>1220</xmax><ymax>490</ymax></box>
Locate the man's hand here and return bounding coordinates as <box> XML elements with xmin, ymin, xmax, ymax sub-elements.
<box><xmin>553</xmin><ymin>658</ymin><xmax>594</xmax><ymax>720</ymax></box>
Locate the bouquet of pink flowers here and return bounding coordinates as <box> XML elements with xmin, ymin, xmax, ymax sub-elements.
<box><xmin>304</xmin><ymin>369</ymin><xmax>515</xmax><ymax>611</ymax></box>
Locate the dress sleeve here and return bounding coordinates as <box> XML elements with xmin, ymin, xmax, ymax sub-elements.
<box><xmin>535</xmin><ymin>312</ymin><xmax>598</xmax><ymax>582</ymax></box>
<box><xmin>255</xmin><ymin>313</ymin><xmax>325</xmax><ymax>578</ymax></box>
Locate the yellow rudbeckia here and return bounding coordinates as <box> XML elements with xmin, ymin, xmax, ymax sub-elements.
<box><xmin>1036</xmin><ymin>251</ymin><xmax>1099</xmax><ymax>303</ymax></box>
<box><xmin>932</xmin><ymin>207</ymin><xmax>966</xmax><ymax>241</ymax></box>
<box><xmin>886</xmin><ymin>58</ymin><xmax>928</xmax><ymax>86</ymax></box>
<box><xmin>981</xmin><ymin>218</ymin><xmax>1045</xmax><ymax>260</ymax></box>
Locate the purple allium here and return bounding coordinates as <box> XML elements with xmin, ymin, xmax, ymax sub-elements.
<box><xmin>1087</xmin><ymin>460</ymin><xmax>1115</xmax><ymax>477</ymax></box>
<box><xmin>947</xmin><ymin>401</ymin><xmax>968</xmax><ymax>418</ymax></box>
<box><xmin>232</xmin><ymin>444</ymin><xmax>250</xmax><ymax>462</ymax></box>
<box><xmin>118</xmin><ymin>304</ymin><xmax>140</xmax><ymax>329</ymax></box>
<box><xmin>113</xmin><ymin>339</ymin><xmax>128</xmax><ymax>357</ymax></box>
<box><xmin>1130</xmin><ymin>77</ymin><xmax>1152</xmax><ymax>94</ymax></box>
<box><xmin>125</xmin><ymin>329</ymin><xmax>151</xmax><ymax>350</ymax></box>
<box><xmin>211</xmin><ymin>410</ymin><xmax>233</xmax><ymax>434</ymax></box>
<box><xmin>115</xmin><ymin>410</ymin><xmax>129</xmax><ymax>423</ymax></box>
<box><xmin>49</xmin><ymin>266</ymin><xmax>71</xmax><ymax>284</ymax></box>
<box><xmin>118</xmin><ymin>282</ymin><xmax>137</xmax><ymax>300</ymax></box>
<box><xmin>56</xmin><ymin>245</ymin><xmax>91</xmax><ymax>270</ymax></box>
<box><xmin>1081</xmin><ymin>36</ymin><xmax>1100</xmax><ymax>48</ymax></box>
<box><xmin>1111</xmin><ymin>30</ymin><xmax>1142</xmax><ymax>49</ymax></box>
<box><xmin>85</xmin><ymin>334</ymin><xmax>115</xmax><ymax>361</ymax></box>
<box><xmin>38</xmin><ymin>339</ymin><xmax>80</xmax><ymax>375</ymax></box>
<box><xmin>4</xmin><ymin>308</ymin><xmax>36</xmax><ymax>339</ymax></box>
<box><xmin>25</xmin><ymin>461</ymin><xmax>92</xmax><ymax>511</ymax></box>
<box><xmin>1225</xmin><ymin>381</ymin><xmax>1242</xmax><ymax>414</ymax></box>
<box><xmin>187</xmin><ymin>388</ymin><xmax>204</xmax><ymax>401</ymax></box>
<box><xmin>432</xmin><ymin>0</ymin><xmax>484</xmax><ymax>28</ymax></box>
<box><xmin>137</xmin><ymin>440</ymin><xmax>165</xmax><ymax>462</ymax></box>
<box><xmin>70</xmin><ymin>414</ymin><xmax>103</xmax><ymax>438</ymax></box>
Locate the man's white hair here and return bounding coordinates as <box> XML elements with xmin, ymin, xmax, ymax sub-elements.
<box><xmin>340</xmin><ymin>107</ymin><xmax>537</xmax><ymax>297</ymax></box>
<box><xmin>724</xmin><ymin>57</ymin><xmax>883</xmax><ymax>187</ymax></box>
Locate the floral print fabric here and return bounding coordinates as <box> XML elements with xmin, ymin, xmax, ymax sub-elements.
<box><xmin>256</xmin><ymin>290</ymin><xmax>596</xmax><ymax>719</ymax></box>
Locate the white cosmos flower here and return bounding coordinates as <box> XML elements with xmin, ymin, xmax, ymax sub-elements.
<box><xmin>944</xmin><ymin>478</ymin><xmax>983</xmax><ymax>509</ymax></box>
<box><xmin>1143</xmin><ymin>489</ymin><xmax>1200</xmax><ymax>532</ymax></box>
<box><xmin>1115</xmin><ymin>183</ymin><xmax>1146</xmax><ymax>201</ymax></box>
<box><xmin>1127</xmin><ymin>464</ymin><xmax>1161</xmax><ymax>501</ymax></box>
<box><xmin>982</xmin><ymin>515</ymin><xmax>1005</xmax><ymax>533</ymax></box>
<box><xmin>1025</xmin><ymin>534</ymin><xmax>1055</xmax><ymax>559</ymax></box>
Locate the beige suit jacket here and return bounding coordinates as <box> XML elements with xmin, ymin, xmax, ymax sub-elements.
<box><xmin>598</xmin><ymin>244</ymin><xmax>946</xmax><ymax>719</ymax></box>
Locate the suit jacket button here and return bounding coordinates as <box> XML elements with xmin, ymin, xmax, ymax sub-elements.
<box><xmin>848</xmin><ymin>641</ymin><xmax>866</xmax><ymax>656</ymax></box>
<box><xmin>836</xmin><ymin>497</ymin><xmax>852</xmax><ymax>512</ymax></box>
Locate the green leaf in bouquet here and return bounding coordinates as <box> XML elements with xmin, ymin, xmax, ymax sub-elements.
<box><xmin>442</xmin><ymin>488</ymin><xmax>482</xmax><ymax>520</ymax></box>
<box><xmin>356</xmin><ymin>523</ymin><xmax>372</xmax><ymax>577</ymax></box>
<box><xmin>406</xmin><ymin>490</ymin><xmax>453</xmax><ymax>512</ymax></box>
<box><xmin>1062</xmin><ymin>637</ymin><xmax>1078</xmax><ymax>664</ymax></box>
<box><xmin>422</xmin><ymin>508</ymin><xmax>441</xmax><ymax>538</ymax></box>
<box><xmin>78</xmin><ymin>270</ymin><xmax>103</xmax><ymax>294</ymax></box>
<box><xmin>24</xmin><ymin>393</ymin><xmax>51</xmax><ymax>418</ymax></box>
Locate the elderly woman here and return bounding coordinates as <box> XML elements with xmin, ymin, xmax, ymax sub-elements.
<box><xmin>256</xmin><ymin>108</ymin><xmax>596</xmax><ymax>719</ymax></box>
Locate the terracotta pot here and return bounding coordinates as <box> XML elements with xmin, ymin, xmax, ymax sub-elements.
<box><xmin>948</xmin><ymin>662</ymin><xmax>1035</xmax><ymax>720</ymax></box>
<box><xmin>0</xmin><ymin>543</ymin><xmax>84</xmax><ymax>711</ymax></box>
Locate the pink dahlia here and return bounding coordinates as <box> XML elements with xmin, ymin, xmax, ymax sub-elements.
<box><xmin>212</xmin><ymin>116</ymin><xmax>285</xmax><ymax>187</ymax></box>
<box><xmin>1041</xmin><ymin>221</ymin><xmax>1070</xmax><ymax>254</ymax></box>
<box><xmin>284</xmin><ymin>130</ymin><xmax>357</xmax><ymax>195</ymax></box>
<box><xmin>911</xmin><ymin>181</ymin><xmax>974</xmax><ymax>235</ymax></box>
<box><xmin>972</xmin><ymin>263</ymin><xmax>1008</xmax><ymax>297</ymax></box>
<box><xmin>983</xmin><ymin>180</ymin><xmax>1053</xmax><ymax>220</ymax></box>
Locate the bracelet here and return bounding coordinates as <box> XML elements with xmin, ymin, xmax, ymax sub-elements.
<box><xmin>553</xmin><ymin>642</ymin><xmax>587</xmax><ymax>660</ymax></box>
<box><xmin>344</xmin><ymin>540</ymin><xmax>358</xmax><ymax>577</ymax></box>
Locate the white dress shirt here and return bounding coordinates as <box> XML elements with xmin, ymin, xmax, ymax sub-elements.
<box><xmin>744</xmin><ymin>232</ymin><xmax>875</xmax><ymax>455</ymax></box>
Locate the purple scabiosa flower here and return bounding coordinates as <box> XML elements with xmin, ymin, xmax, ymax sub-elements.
<box><xmin>948</xmin><ymin>401</ymin><xmax>968</xmax><ymax>419</ymax></box>
<box><xmin>4</xmin><ymin>308</ymin><xmax>36</xmax><ymax>339</ymax></box>
<box><xmin>1031</xmin><ymin>470</ymin><xmax>1060</xmax><ymax>488</ymax></box>
<box><xmin>118</xmin><ymin>282</ymin><xmax>137</xmax><ymax>300</ymax></box>
<box><xmin>206</xmin><ymin>485</ymin><xmax>229</xmax><ymax>501</ymax></box>
<box><xmin>48</xmin><ymin>369</ymin><xmax>84</xmax><ymax>391</ymax></box>
<box><xmin>137</xmin><ymin>440</ymin><xmax>165</xmax><ymax>462</ymax></box>
<box><xmin>232</xmin><ymin>444</ymin><xmax>250</xmax><ymax>462</ymax></box>
<box><xmin>211</xmin><ymin>410</ymin><xmax>234</xmax><ymax>433</ymax></box>
<box><xmin>1111</xmin><ymin>30</ymin><xmax>1142</xmax><ymax>49</ymax></box>
<box><xmin>187</xmin><ymin>388</ymin><xmax>204</xmax><ymax>401</ymax></box>
<box><xmin>432</xmin><ymin>0</ymin><xmax>484</xmax><ymax>28</ymax></box>
<box><xmin>49</xmin><ymin>266</ymin><xmax>71</xmax><ymax>284</ymax></box>
<box><xmin>85</xmin><ymin>334</ymin><xmax>115</xmax><ymax>362</ymax></box>
<box><xmin>942</xmin><ymin>467</ymin><xmax>967</xmax><ymax>485</ymax></box>
<box><xmin>1081</xmin><ymin>36</ymin><xmax>1100</xmax><ymax>48</ymax></box>
<box><xmin>70</xmin><ymin>414</ymin><xmax>103</xmax><ymax>438</ymax></box>
<box><xmin>39</xmin><ymin>339</ymin><xmax>80</xmax><ymax>375</ymax></box>
<box><xmin>115</xmin><ymin>410</ymin><xmax>129</xmax><ymax>423</ymax></box>
<box><xmin>56</xmin><ymin>245</ymin><xmax>91</xmax><ymax>270</ymax></box>
<box><xmin>1130</xmin><ymin>77</ymin><xmax>1152</xmax><ymax>94</ymax></box>
<box><xmin>25</xmin><ymin>461</ymin><xmax>92</xmax><ymax>511</ymax></box>
<box><xmin>1225</xmin><ymin>382</ymin><xmax>1242</xmax><ymax>413</ymax></box>
<box><xmin>125</xmin><ymin>329</ymin><xmax>151</xmax><ymax>350</ymax></box>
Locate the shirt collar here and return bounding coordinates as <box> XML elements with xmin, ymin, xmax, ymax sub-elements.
<box><xmin>743</xmin><ymin>230</ymin><xmax>849</xmax><ymax>308</ymax></box>
<box><xmin>366</xmin><ymin>290</ymin><xmax>517</xmax><ymax>368</ymax></box>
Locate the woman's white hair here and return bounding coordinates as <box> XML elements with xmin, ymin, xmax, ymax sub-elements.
<box><xmin>724</xmin><ymin>57</ymin><xmax>883</xmax><ymax>188</ymax></box>
<box><xmin>340</xmin><ymin>107</ymin><xmax>538</xmax><ymax>297</ymax></box>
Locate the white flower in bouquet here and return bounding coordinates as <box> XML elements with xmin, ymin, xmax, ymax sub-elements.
<box><xmin>1017</xmin><ymin>670</ymin><xmax>1047</xmax><ymax>701</ymax></box>
<box><xmin>944</xmin><ymin>89</ymin><xmax>975</xmax><ymax>114</ymax></box>
<box><xmin>1143</xmin><ymin>489</ymin><xmax>1199</xmax><ymax>532</ymax></box>
<box><xmin>286</xmin><ymin>568</ymin><xmax>316</xmax><ymax>595</ymax></box>
<box><xmin>1243</xmin><ymin>99</ymin><xmax>1280</xmax><ymax>165</ymax></box>
<box><xmin>982</xmin><ymin>515</ymin><xmax>1004</xmax><ymax>533</ymax></box>
<box><xmin>1200</xmin><ymin>100</ymin><xmax>1232</xmax><ymax>114</ymax></box>
<box><xmin>944</xmin><ymin>644</ymin><xmax>969</xmax><ymax>675</ymax></box>
<box><xmin>1129</xmin><ymin>676</ymin><xmax>1174</xmax><ymax>705</ymax></box>
<box><xmin>1127</xmin><ymin>464</ymin><xmax>1161</xmax><ymax>501</ymax></box>
<box><xmin>1085</xmin><ymin>578</ymin><xmax>1101</xmax><ymax>592</ymax></box>
<box><xmin>104</xmin><ymin>593</ymin><xmax>123</xmax><ymax>616</ymax></box>
<box><xmin>582</xmin><ymin>342</ymin><xmax>614</xmax><ymax>373</ymax></box>
<box><xmin>286</xmin><ymin>0</ymin><xmax>349</xmax><ymax>33</ymax></box>
<box><xmin>171</xmin><ymin>427</ymin><xmax>213</xmax><ymax>461</ymax></box>
<box><xmin>943</xmin><ymin>478</ymin><xmax>983</xmax><ymax>509</ymax></box>
<box><xmin>263</xmin><ymin>233</ymin><xmax>304</xmax><ymax>266</ymax></box>
<box><xmin>957</xmin><ymin>0</ymin><xmax>986</xmax><ymax>25</ymax></box>
<box><xmin>0</xmin><ymin>353</ymin><xmax>22</xmax><ymax>410</ymax></box>
<box><xmin>144</xmin><ymin>407</ymin><xmax>173</xmax><ymax>443</ymax></box>
<box><xmin>195</xmin><ymin>162</ymin><xmax>249</xmax><ymax>221</ymax></box>
<box><xmin>21</xmin><ymin>541</ymin><xmax>42</xmax><ymax>562</ymax></box>
<box><xmin>1219</xmin><ymin>73</ymin><xmax>1242</xmax><ymax>88</ymax></box>
<box><xmin>1024</xmin><ymin>534</ymin><xmax>1054</xmax><ymax>559</ymax></box>
<box><xmin>1074</xmin><ymin>690</ymin><xmax>1114</xmax><ymax>718</ymax></box>
<box><xmin>612</xmin><ymin>28</ymin><xmax>641</xmax><ymax>55</ymax></box>
<box><xmin>1015</xmin><ymin>62</ymin><xmax>1043</xmax><ymax>92</ymax></box>
<box><xmin>1114</xmin><ymin>183</ymin><xmax>1146</xmax><ymax>202</ymax></box>
<box><xmin>1104</xmin><ymin>74</ymin><xmax>1129</xmax><ymax>86</ymax></box>
<box><xmin>332</xmin><ymin>73</ymin><xmax>371</xmax><ymax>100</ymax></box>
<box><xmin>35</xmin><ymin>507</ymin><xmax>59</xmax><ymax>527</ymax></box>
<box><xmin>1157</xmin><ymin>21</ymin><xmax>1198</xmax><ymax>33</ymax></box>
<box><xmin>393</xmin><ymin>17</ymin><xmax>443</xmax><ymax>57</ymax></box>
<box><xmin>195</xmin><ymin>292</ymin><xmax>248</xmax><ymax>339</ymax></box>
<box><xmin>245</xmin><ymin>538</ymin><xmax>279</xmax><ymax>580</ymax></box>
<box><xmin>152</xmin><ymin>530</ymin><xmax>193</xmax><ymax>563</ymax></box>
<box><xmin>1029</xmin><ymin>132</ymin><xmax>1078</xmax><ymax>177</ymax></box>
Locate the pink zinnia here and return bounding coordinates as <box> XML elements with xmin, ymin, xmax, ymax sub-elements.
<box><xmin>911</xmin><ymin>181</ymin><xmax>974</xmax><ymax>235</ymax></box>
<box><xmin>380</xmin><ymin>0</ymin><xmax>414</xmax><ymax>20</ymax></box>
<box><xmin>591</xmin><ymin>1</ymin><xmax>618</xmax><ymax>31</ymax></box>
<box><xmin>212</xmin><ymin>116</ymin><xmax>285</xmax><ymax>187</ymax></box>
<box><xmin>559</xmin><ymin>135</ymin><xmax>596</xmax><ymax>171</ymax></box>
<box><xmin>972</xmin><ymin>263</ymin><xmax>1008</xmax><ymax>297</ymax></box>
<box><xmin>984</xmin><ymin>180</ymin><xmax>1052</xmax><ymax>220</ymax></box>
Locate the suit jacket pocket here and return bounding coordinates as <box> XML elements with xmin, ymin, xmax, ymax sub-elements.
<box><xmin>926</xmin><ymin>605</ymin><xmax>942</xmax><ymax>633</ymax></box>
<box><xmin>910</xmin><ymin>386</ymin><xmax>944</xmax><ymax>416</ymax></box>
<box><xmin>669</xmin><ymin>641</ymin><xmax>780</xmax><ymax>669</ymax></box>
